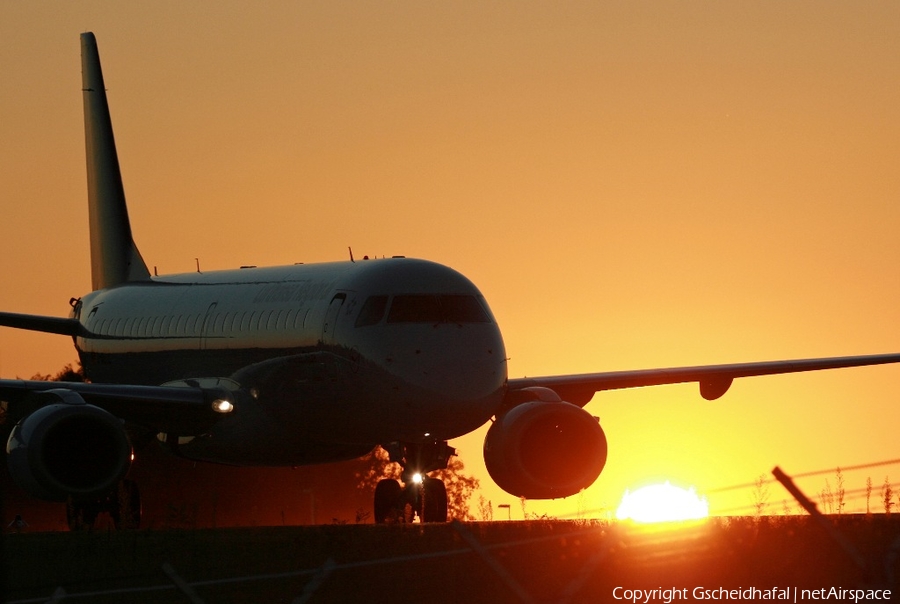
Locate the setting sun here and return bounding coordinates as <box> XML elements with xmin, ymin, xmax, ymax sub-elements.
<box><xmin>616</xmin><ymin>482</ymin><xmax>709</xmax><ymax>523</ymax></box>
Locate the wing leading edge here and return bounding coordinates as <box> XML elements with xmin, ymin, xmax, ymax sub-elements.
<box><xmin>508</xmin><ymin>352</ymin><xmax>900</xmax><ymax>406</ymax></box>
<box><xmin>0</xmin><ymin>379</ymin><xmax>232</xmax><ymax>435</ymax></box>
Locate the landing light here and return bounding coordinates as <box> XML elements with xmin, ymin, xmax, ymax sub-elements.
<box><xmin>211</xmin><ymin>399</ymin><xmax>234</xmax><ymax>414</ymax></box>
<box><xmin>412</xmin><ymin>473</ymin><xmax>423</xmax><ymax>485</ymax></box>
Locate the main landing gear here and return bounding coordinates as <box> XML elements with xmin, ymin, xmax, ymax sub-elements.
<box><xmin>66</xmin><ymin>479</ymin><xmax>142</xmax><ymax>531</ymax></box>
<box><xmin>373</xmin><ymin>441</ymin><xmax>453</xmax><ymax>524</ymax></box>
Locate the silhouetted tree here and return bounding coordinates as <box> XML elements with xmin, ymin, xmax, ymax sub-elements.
<box><xmin>437</xmin><ymin>456</ymin><xmax>479</xmax><ymax>521</ymax></box>
<box><xmin>28</xmin><ymin>362</ymin><xmax>86</xmax><ymax>383</ymax></box>
<box><xmin>356</xmin><ymin>446</ymin><xmax>480</xmax><ymax>521</ymax></box>
<box><xmin>2</xmin><ymin>362</ymin><xmax>85</xmax><ymax>429</ymax></box>
<box><xmin>356</xmin><ymin>446</ymin><xmax>401</xmax><ymax>489</ymax></box>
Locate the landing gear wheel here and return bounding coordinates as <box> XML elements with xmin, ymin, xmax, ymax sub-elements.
<box><xmin>110</xmin><ymin>479</ymin><xmax>142</xmax><ymax>529</ymax></box>
<box><xmin>374</xmin><ymin>478</ymin><xmax>403</xmax><ymax>524</ymax></box>
<box><xmin>66</xmin><ymin>498</ymin><xmax>100</xmax><ymax>532</ymax></box>
<box><xmin>373</xmin><ymin>440</ymin><xmax>455</xmax><ymax>523</ymax></box>
<box><xmin>420</xmin><ymin>477</ymin><xmax>448</xmax><ymax>523</ymax></box>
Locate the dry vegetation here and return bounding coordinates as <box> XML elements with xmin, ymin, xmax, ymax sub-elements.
<box><xmin>5</xmin><ymin>515</ymin><xmax>900</xmax><ymax>603</ymax></box>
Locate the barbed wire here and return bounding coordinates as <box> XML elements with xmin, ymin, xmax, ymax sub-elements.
<box><xmin>707</xmin><ymin>458</ymin><xmax>900</xmax><ymax>493</ymax></box>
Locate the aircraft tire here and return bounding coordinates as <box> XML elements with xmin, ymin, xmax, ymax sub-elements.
<box><xmin>374</xmin><ymin>478</ymin><xmax>403</xmax><ymax>524</ymax></box>
<box><xmin>66</xmin><ymin>498</ymin><xmax>99</xmax><ymax>532</ymax></box>
<box><xmin>111</xmin><ymin>479</ymin><xmax>142</xmax><ymax>530</ymax></box>
<box><xmin>421</xmin><ymin>477</ymin><xmax>448</xmax><ymax>523</ymax></box>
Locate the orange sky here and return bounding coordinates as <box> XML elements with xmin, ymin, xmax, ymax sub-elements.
<box><xmin>2</xmin><ymin>2</ymin><xmax>900</xmax><ymax>518</ymax></box>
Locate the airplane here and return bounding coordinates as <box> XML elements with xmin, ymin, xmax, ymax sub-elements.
<box><xmin>3</xmin><ymin>32</ymin><xmax>900</xmax><ymax>530</ymax></box>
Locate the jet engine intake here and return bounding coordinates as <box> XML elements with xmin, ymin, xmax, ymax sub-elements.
<box><xmin>484</xmin><ymin>392</ymin><xmax>607</xmax><ymax>499</ymax></box>
<box><xmin>6</xmin><ymin>392</ymin><xmax>132</xmax><ymax>502</ymax></box>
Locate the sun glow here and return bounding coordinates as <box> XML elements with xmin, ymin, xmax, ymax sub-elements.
<box><xmin>616</xmin><ymin>482</ymin><xmax>709</xmax><ymax>523</ymax></box>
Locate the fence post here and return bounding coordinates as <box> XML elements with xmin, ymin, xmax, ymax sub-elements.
<box><xmin>771</xmin><ymin>466</ymin><xmax>867</xmax><ymax>572</ymax></box>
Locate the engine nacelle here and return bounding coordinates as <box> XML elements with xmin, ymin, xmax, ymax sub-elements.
<box><xmin>6</xmin><ymin>393</ymin><xmax>132</xmax><ymax>502</ymax></box>
<box><xmin>484</xmin><ymin>390</ymin><xmax>607</xmax><ymax>499</ymax></box>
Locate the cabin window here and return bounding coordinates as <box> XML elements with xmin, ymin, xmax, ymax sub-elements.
<box><xmin>294</xmin><ymin>308</ymin><xmax>309</xmax><ymax>329</ymax></box>
<box><xmin>214</xmin><ymin>312</ymin><xmax>226</xmax><ymax>334</ymax></box>
<box><xmin>355</xmin><ymin>296</ymin><xmax>389</xmax><ymax>327</ymax></box>
<box><xmin>285</xmin><ymin>308</ymin><xmax>297</xmax><ymax>330</ymax></box>
<box><xmin>186</xmin><ymin>314</ymin><xmax>198</xmax><ymax>335</ymax></box>
<box><xmin>386</xmin><ymin>295</ymin><xmax>490</xmax><ymax>324</ymax></box>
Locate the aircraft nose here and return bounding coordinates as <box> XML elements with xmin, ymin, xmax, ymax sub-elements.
<box><xmin>382</xmin><ymin>324</ymin><xmax>507</xmax><ymax>440</ymax></box>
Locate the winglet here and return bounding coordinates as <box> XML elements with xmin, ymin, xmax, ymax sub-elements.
<box><xmin>81</xmin><ymin>32</ymin><xmax>151</xmax><ymax>291</ymax></box>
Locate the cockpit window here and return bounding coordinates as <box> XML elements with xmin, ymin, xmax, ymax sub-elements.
<box><xmin>387</xmin><ymin>295</ymin><xmax>442</xmax><ymax>323</ymax></box>
<box><xmin>355</xmin><ymin>295</ymin><xmax>389</xmax><ymax>327</ymax></box>
<box><xmin>439</xmin><ymin>295</ymin><xmax>491</xmax><ymax>323</ymax></box>
<box><xmin>387</xmin><ymin>295</ymin><xmax>490</xmax><ymax>324</ymax></box>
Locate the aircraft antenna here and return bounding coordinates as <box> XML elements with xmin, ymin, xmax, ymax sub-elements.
<box><xmin>348</xmin><ymin>247</ymin><xmax>355</xmax><ymax>263</ymax></box>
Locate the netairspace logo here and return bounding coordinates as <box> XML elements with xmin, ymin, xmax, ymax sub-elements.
<box><xmin>612</xmin><ymin>586</ymin><xmax>892</xmax><ymax>603</ymax></box>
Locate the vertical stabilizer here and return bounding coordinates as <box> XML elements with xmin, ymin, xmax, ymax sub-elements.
<box><xmin>81</xmin><ymin>32</ymin><xmax>151</xmax><ymax>291</ymax></box>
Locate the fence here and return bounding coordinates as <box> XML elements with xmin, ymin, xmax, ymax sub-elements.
<box><xmin>7</xmin><ymin>461</ymin><xmax>900</xmax><ymax>603</ymax></box>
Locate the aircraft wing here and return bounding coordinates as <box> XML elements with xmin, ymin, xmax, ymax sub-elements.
<box><xmin>508</xmin><ymin>352</ymin><xmax>900</xmax><ymax>406</ymax></box>
<box><xmin>0</xmin><ymin>379</ymin><xmax>232</xmax><ymax>435</ymax></box>
<box><xmin>0</xmin><ymin>311</ymin><xmax>84</xmax><ymax>336</ymax></box>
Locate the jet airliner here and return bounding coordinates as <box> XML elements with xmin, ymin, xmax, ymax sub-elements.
<box><xmin>3</xmin><ymin>33</ymin><xmax>900</xmax><ymax>529</ymax></box>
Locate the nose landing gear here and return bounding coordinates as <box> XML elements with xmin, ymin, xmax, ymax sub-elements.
<box><xmin>373</xmin><ymin>441</ymin><xmax>453</xmax><ymax>523</ymax></box>
<box><xmin>374</xmin><ymin>475</ymin><xmax>448</xmax><ymax>523</ymax></box>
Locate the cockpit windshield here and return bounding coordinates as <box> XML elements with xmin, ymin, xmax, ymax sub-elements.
<box><xmin>355</xmin><ymin>294</ymin><xmax>491</xmax><ymax>327</ymax></box>
<box><xmin>355</xmin><ymin>296</ymin><xmax>389</xmax><ymax>327</ymax></box>
<box><xmin>388</xmin><ymin>295</ymin><xmax>491</xmax><ymax>324</ymax></box>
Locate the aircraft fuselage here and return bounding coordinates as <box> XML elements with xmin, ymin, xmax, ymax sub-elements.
<box><xmin>73</xmin><ymin>257</ymin><xmax>508</xmax><ymax>465</ymax></box>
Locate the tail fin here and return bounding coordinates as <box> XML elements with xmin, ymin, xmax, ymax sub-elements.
<box><xmin>81</xmin><ymin>32</ymin><xmax>150</xmax><ymax>291</ymax></box>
